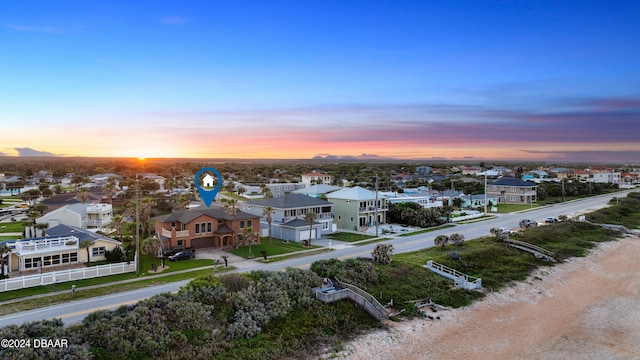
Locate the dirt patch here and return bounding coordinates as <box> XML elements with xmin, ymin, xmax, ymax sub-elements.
<box><xmin>330</xmin><ymin>236</ymin><xmax>640</xmax><ymax>360</ymax></box>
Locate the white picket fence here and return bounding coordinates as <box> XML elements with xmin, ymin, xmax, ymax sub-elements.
<box><xmin>1</xmin><ymin>262</ymin><xmax>136</xmax><ymax>292</ymax></box>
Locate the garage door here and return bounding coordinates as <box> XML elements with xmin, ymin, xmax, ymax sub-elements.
<box><xmin>190</xmin><ymin>237</ymin><xmax>214</xmax><ymax>249</ymax></box>
<box><xmin>299</xmin><ymin>229</ymin><xmax>316</xmax><ymax>241</ymax></box>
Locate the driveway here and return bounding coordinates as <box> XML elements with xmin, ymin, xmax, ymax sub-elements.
<box><xmin>195</xmin><ymin>247</ymin><xmax>262</xmax><ymax>270</ymax></box>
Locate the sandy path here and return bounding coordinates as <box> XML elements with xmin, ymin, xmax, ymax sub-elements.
<box><xmin>333</xmin><ymin>236</ymin><xmax>640</xmax><ymax>360</ymax></box>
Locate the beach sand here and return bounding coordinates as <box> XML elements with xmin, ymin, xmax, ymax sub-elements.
<box><xmin>331</xmin><ymin>235</ymin><xmax>640</xmax><ymax>360</ymax></box>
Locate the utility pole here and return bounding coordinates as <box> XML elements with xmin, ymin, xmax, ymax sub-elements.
<box><xmin>484</xmin><ymin>172</ymin><xmax>488</xmax><ymax>215</ymax></box>
<box><xmin>374</xmin><ymin>175</ymin><xmax>379</xmax><ymax>237</ymax></box>
<box><xmin>135</xmin><ymin>175</ymin><xmax>140</xmax><ymax>277</ymax></box>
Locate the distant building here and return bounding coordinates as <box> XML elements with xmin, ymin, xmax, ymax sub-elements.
<box><xmin>264</xmin><ymin>183</ymin><xmax>306</xmax><ymax>197</ymax></box>
<box><xmin>301</xmin><ymin>172</ymin><xmax>334</xmax><ymax>187</ymax></box>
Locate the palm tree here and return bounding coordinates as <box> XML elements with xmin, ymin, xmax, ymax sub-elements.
<box><xmin>79</xmin><ymin>240</ymin><xmax>92</xmax><ymax>266</ymax></box>
<box><xmin>243</xmin><ymin>227</ymin><xmax>254</xmax><ymax>258</ymax></box>
<box><xmin>223</xmin><ymin>199</ymin><xmax>240</xmax><ymax>247</ymax></box>
<box><xmin>111</xmin><ymin>215</ymin><xmax>126</xmax><ymax>241</ymax></box>
<box><xmin>262</xmin><ymin>206</ymin><xmax>274</xmax><ymax>245</ymax></box>
<box><xmin>304</xmin><ymin>212</ymin><xmax>317</xmax><ymax>247</ymax></box>
<box><xmin>35</xmin><ymin>222</ymin><xmax>49</xmax><ymax>237</ymax></box>
<box><xmin>76</xmin><ymin>187</ymin><xmax>90</xmax><ymax>203</ymax></box>
<box><xmin>103</xmin><ymin>179</ymin><xmax>116</xmax><ymax>204</ymax></box>
<box><xmin>0</xmin><ymin>244</ymin><xmax>11</xmax><ymax>279</ymax></box>
<box><xmin>142</xmin><ymin>237</ymin><xmax>162</xmax><ymax>271</ymax></box>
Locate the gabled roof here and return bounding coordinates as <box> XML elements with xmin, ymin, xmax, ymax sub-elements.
<box><xmin>43</xmin><ymin>224</ymin><xmax>121</xmax><ymax>244</ymax></box>
<box><xmin>326</xmin><ymin>186</ymin><xmax>376</xmax><ymax>200</ymax></box>
<box><xmin>155</xmin><ymin>204</ymin><xmax>258</xmax><ymax>224</ymax></box>
<box><xmin>282</xmin><ymin>219</ymin><xmax>315</xmax><ymax>228</ymax></box>
<box><xmin>246</xmin><ymin>194</ymin><xmax>332</xmax><ymax>209</ymax></box>
<box><xmin>490</xmin><ymin>177</ymin><xmax>536</xmax><ymax>187</ymax></box>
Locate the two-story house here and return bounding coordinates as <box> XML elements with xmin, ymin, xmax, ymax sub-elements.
<box><xmin>3</xmin><ymin>224</ymin><xmax>122</xmax><ymax>273</ymax></box>
<box><xmin>487</xmin><ymin>177</ymin><xmax>538</xmax><ymax>204</ymax></box>
<box><xmin>155</xmin><ymin>205</ymin><xmax>260</xmax><ymax>250</ymax></box>
<box><xmin>326</xmin><ymin>186</ymin><xmax>388</xmax><ymax>231</ymax></box>
<box><xmin>36</xmin><ymin>203</ymin><xmax>113</xmax><ymax>231</ymax></box>
<box><xmin>301</xmin><ymin>172</ymin><xmax>334</xmax><ymax>187</ymax></box>
<box><xmin>243</xmin><ymin>194</ymin><xmax>335</xmax><ymax>243</ymax></box>
<box><xmin>264</xmin><ymin>183</ymin><xmax>306</xmax><ymax>197</ymax></box>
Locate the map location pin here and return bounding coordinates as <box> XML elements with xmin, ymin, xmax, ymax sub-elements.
<box><xmin>194</xmin><ymin>167</ymin><xmax>223</xmax><ymax>207</ymax></box>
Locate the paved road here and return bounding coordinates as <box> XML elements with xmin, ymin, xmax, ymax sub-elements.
<box><xmin>0</xmin><ymin>190</ymin><xmax>634</xmax><ymax>327</ymax></box>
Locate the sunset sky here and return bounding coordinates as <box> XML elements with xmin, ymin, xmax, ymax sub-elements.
<box><xmin>1</xmin><ymin>1</ymin><xmax>639</xmax><ymax>162</ymax></box>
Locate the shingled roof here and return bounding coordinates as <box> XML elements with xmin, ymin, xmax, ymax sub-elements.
<box><xmin>245</xmin><ymin>194</ymin><xmax>332</xmax><ymax>208</ymax></box>
<box><xmin>490</xmin><ymin>177</ymin><xmax>536</xmax><ymax>187</ymax></box>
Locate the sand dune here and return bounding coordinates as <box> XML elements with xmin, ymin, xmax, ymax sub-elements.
<box><xmin>333</xmin><ymin>236</ymin><xmax>640</xmax><ymax>360</ymax></box>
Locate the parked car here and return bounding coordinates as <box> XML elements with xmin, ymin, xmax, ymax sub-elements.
<box><xmin>519</xmin><ymin>219</ymin><xmax>537</xmax><ymax>228</ymax></box>
<box><xmin>168</xmin><ymin>249</ymin><xmax>195</xmax><ymax>261</ymax></box>
<box><xmin>544</xmin><ymin>217</ymin><xmax>555</xmax><ymax>223</ymax></box>
<box><xmin>163</xmin><ymin>246</ymin><xmax>195</xmax><ymax>258</ymax></box>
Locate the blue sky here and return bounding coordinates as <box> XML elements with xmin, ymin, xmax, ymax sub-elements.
<box><xmin>1</xmin><ymin>1</ymin><xmax>639</xmax><ymax>162</ymax></box>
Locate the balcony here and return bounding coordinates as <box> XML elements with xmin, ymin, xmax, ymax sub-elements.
<box><xmin>161</xmin><ymin>228</ymin><xmax>190</xmax><ymax>238</ymax></box>
<box><xmin>359</xmin><ymin>206</ymin><xmax>388</xmax><ymax>213</ymax></box>
<box><xmin>14</xmin><ymin>236</ymin><xmax>79</xmax><ymax>256</ymax></box>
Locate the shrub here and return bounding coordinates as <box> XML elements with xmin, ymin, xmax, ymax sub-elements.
<box><xmin>371</xmin><ymin>244</ymin><xmax>394</xmax><ymax>265</ymax></box>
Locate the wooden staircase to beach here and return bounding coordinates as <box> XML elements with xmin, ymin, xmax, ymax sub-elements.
<box><xmin>503</xmin><ymin>238</ymin><xmax>556</xmax><ymax>262</ymax></box>
<box><xmin>424</xmin><ymin>260</ymin><xmax>482</xmax><ymax>290</ymax></box>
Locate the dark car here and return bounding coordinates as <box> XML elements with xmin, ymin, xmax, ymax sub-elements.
<box><xmin>545</xmin><ymin>217</ymin><xmax>555</xmax><ymax>223</ymax></box>
<box><xmin>168</xmin><ymin>249</ymin><xmax>195</xmax><ymax>261</ymax></box>
<box><xmin>163</xmin><ymin>246</ymin><xmax>195</xmax><ymax>258</ymax></box>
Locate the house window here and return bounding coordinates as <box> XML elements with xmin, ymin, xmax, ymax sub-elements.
<box><xmin>91</xmin><ymin>247</ymin><xmax>106</xmax><ymax>257</ymax></box>
<box><xmin>240</xmin><ymin>220</ymin><xmax>245</xmax><ymax>228</ymax></box>
<box><xmin>24</xmin><ymin>257</ymin><xmax>37</xmax><ymax>269</ymax></box>
<box><xmin>61</xmin><ymin>252</ymin><xmax>78</xmax><ymax>263</ymax></box>
<box><xmin>322</xmin><ymin>222</ymin><xmax>329</xmax><ymax>230</ymax></box>
<box><xmin>509</xmin><ymin>196</ymin><xmax>516</xmax><ymax>201</ymax></box>
<box><xmin>350</xmin><ymin>217</ymin><xmax>354</xmax><ymax>222</ymax></box>
<box><xmin>195</xmin><ymin>223</ymin><xmax>200</xmax><ymax>233</ymax></box>
<box><xmin>177</xmin><ymin>240</ymin><xmax>184</xmax><ymax>247</ymax></box>
<box><xmin>510</xmin><ymin>187</ymin><xmax>516</xmax><ymax>192</ymax></box>
<box><xmin>171</xmin><ymin>222</ymin><xmax>176</xmax><ymax>228</ymax></box>
<box><xmin>207</xmin><ymin>222</ymin><xmax>212</xmax><ymax>233</ymax></box>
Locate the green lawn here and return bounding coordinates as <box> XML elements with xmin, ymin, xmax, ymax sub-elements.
<box><xmin>493</xmin><ymin>203</ymin><xmax>541</xmax><ymax>213</ymax></box>
<box><xmin>228</xmin><ymin>238</ymin><xmax>319</xmax><ymax>259</ymax></box>
<box><xmin>0</xmin><ymin>221</ymin><xmax>28</xmax><ymax>233</ymax></box>
<box><xmin>327</xmin><ymin>232</ymin><xmax>376</xmax><ymax>242</ymax></box>
<box><xmin>0</xmin><ymin>254</ymin><xmax>215</xmax><ymax>302</ymax></box>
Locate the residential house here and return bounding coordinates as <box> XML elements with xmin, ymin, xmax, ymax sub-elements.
<box><xmin>591</xmin><ymin>171</ymin><xmax>621</xmax><ymax>184</ymax></box>
<box><xmin>89</xmin><ymin>173</ymin><xmax>122</xmax><ymax>185</ymax></box>
<box><xmin>459</xmin><ymin>194</ymin><xmax>499</xmax><ymax>209</ymax></box>
<box><xmin>415</xmin><ymin>166</ymin><xmax>433</xmax><ymax>175</ymax></box>
<box><xmin>243</xmin><ymin>194</ymin><xmax>335</xmax><ymax>242</ymax></box>
<box><xmin>292</xmin><ymin>184</ymin><xmax>341</xmax><ymax>198</ymax></box>
<box><xmin>380</xmin><ymin>191</ymin><xmax>443</xmax><ymax>209</ymax></box>
<box><xmin>301</xmin><ymin>172</ymin><xmax>334</xmax><ymax>187</ymax></box>
<box><xmin>36</xmin><ymin>203</ymin><xmax>113</xmax><ymax>230</ymax></box>
<box><xmin>155</xmin><ymin>205</ymin><xmax>260</xmax><ymax>250</ymax></box>
<box><xmin>487</xmin><ymin>177</ymin><xmax>538</xmax><ymax>204</ymax></box>
<box><xmin>3</xmin><ymin>224</ymin><xmax>122</xmax><ymax>273</ymax></box>
<box><xmin>264</xmin><ymin>183</ymin><xmax>306</xmax><ymax>197</ymax></box>
<box><xmin>460</xmin><ymin>166</ymin><xmax>482</xmax><ymax>176</ymax></box>
<box><xmin>326</xmin><ymin>186</ymin><xmax>388</xmax><ymax>231</ymax></box>
<box><xmin>42</xmin><ymin>191</ymin><xmax>103</xmax><ymax>212</ymax></box>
